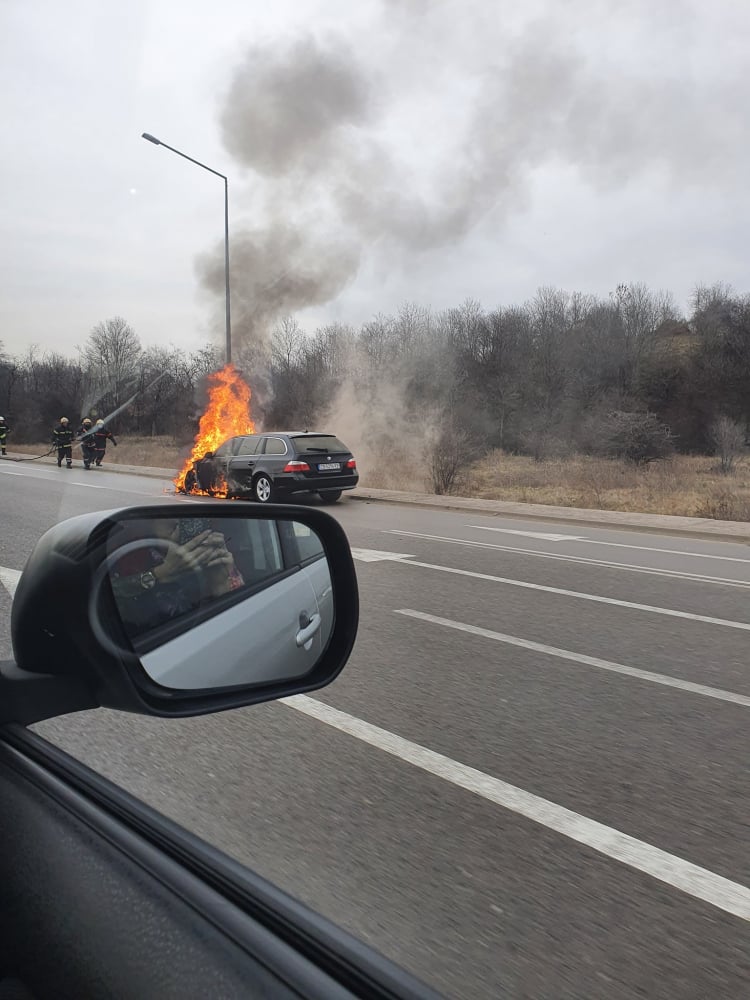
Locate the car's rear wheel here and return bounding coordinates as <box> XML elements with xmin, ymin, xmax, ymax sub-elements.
<box><xmin>318</xmin><ymin>489</ymin><xmax>342</xmax><ymax>504</ymax></box>
<box><xmin>253</xmin><ymin>474</ymin><xmax>275</xmax><ymax>503</ymax></box>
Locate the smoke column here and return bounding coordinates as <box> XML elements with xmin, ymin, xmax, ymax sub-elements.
<box><xmin>199</xmin><ymin>1</ymin><xmax>746</xmax><ymax>351</ymax></box>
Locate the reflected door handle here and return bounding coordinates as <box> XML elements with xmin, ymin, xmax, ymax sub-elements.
<box><xmin>296</xmin><ymin>613</ymin><xmax>322</xmax><ymax>647</ymax></box>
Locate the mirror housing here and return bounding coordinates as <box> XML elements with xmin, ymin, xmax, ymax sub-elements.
<box><xmin>4</xmin><ymin>504</ymin><xmax>358</xmax><ymax>723</ymax></box>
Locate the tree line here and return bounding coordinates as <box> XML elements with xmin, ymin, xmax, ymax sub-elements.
<box><xmin>1</xmin><ymin>283</ymin><xmax>748</xmax><ymax>472</ymax></box>
<box><xmin>0</xmin><ymin>317</ymin><xmax>223</xmax><ymax>445</ymax></box>
<box><xmin>257</xmin><ymin>282</ymin><xmax>750</xmax><ymax>477</ymax></box>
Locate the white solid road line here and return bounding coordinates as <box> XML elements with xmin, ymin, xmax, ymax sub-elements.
<box><xmin>396</xmin><ymin>609</ymin><xmax>750</xmax><ymax>708</ymax></box>
<box><xmin>375</xmin><ymin>553</ymin><xmax>750</xmax><ymax>632</ymax></box>
<box><xmin>0</xmin><ymin>567</ymin><xmax>21</xmax><ymax>596</ymax></box>
<box><xmin>468</xmin><ymin>524</ymin><xmax>750</xmax><ymax>565</ymax></box>
<box><xmin>282</xmin><ymin>694</ymin><xmax>750</xmax><ymax>921</ymax></box>
<box><xmin>385</xmin><ymin>530</ymin><xmax>750</xmax><ymax>589</ymax></box>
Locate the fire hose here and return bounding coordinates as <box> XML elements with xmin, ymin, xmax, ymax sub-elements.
<box><xmin>6</xmin><ymin>446</ymin><xmax>59</xmax><ymax>463</ymax></box>
<box><xmin>6</xmin><ymin>439</ymin><xmax>92</xmax><ymax>463</ymax></box>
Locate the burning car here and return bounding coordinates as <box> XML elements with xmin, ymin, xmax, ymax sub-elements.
<box><xmin>180</xmin><ymin>431</ymin><xmax>359</xmax><ymax>504</ymax></box>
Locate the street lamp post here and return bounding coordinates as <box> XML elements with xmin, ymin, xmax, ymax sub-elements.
<box><xmin>142</xmin><ymin>132</ymin><xmax>232</xmax><ymax>365</ymax></box>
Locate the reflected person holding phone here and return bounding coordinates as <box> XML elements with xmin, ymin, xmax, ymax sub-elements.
<box><xmin>108</xmin><ymin>517</ymin><xmax>244</xmax><ymax>640</ymax></box>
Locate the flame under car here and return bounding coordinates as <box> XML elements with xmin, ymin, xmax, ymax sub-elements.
<box><xmin>180</xmin><ymin>431</ymin><xmax>359</xmax><ymax>504</ymax></box>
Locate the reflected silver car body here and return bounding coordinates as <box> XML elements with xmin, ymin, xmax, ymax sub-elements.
<box><xmin>141</xmin><ymin>555</ymin><xmax>333</xmax><ymax>689</ymax></box>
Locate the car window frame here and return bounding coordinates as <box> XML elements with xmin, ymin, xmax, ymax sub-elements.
<box><xmin>262</xmin><ymin>436</ymin><xmax>289</xmax><ymax>457</ymax></box>
<box><xmin>236</xmin><ymin>435</ymin><xmax>261</xmax><ymax>457</ymax></box>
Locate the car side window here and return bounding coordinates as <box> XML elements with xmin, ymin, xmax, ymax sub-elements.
<box><xmin>263</xmin><ymin>437</ymin><xmax>287</xmax><ymax>456</ymax></box>
<box><xmin>213</xmin><ymin>441</ymin><xmax>232</xmax><ymax>457</ymax></box>
<box><xmin>236</xmin><ymin>436</ymin><xmax>260</xmax><ymax>456</ymax></box>
<box><xmin>281</xmin><ymin>521</ymin><xmax>326</xmax><ymax>564</ymax></box>
<box><xmin>230</xmin><ymin>518</ymin><xmax>287</xmax><ymax>587</ymax></box>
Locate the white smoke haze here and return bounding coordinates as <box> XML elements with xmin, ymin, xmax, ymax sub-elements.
<box><xmin>320</xmin><ymin>377</ymin><xmax>433</xmax><ymax>490</ymax></box>
<box><xmin>195</xmin><ymin>0</ymin><xmax>749</xmax><ymax>473</ymax></box>
<box><xmin>318</xmin><ymin>303</ymin><xmax>456</xmax><ymax>486</ymax></box>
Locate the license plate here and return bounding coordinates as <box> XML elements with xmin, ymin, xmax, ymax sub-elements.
<box><xmin>317</xmin><ymin>462</ymin><xmax>341</xmax><ymax>471</ymax></box>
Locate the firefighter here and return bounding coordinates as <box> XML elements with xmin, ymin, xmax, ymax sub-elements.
<box><xmin>77</xmin><ymin>417</ymin><xmax>96</xmax><ymax>469</ymax></box>
<box><xmin>92</xmin><ymin>418</ymin><xmax>117</xmax><ymax>467</ymax></box>
<box><xmin>0</xmin><ymin>416</ymin><xmax>8</xmax><ymax>456</ymax></box>
<box><xmin>52</xmin><ymin>417</ymin><xmax>74</xmax><ymax>468</ymax></box>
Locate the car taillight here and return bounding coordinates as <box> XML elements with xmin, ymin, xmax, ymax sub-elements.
<box><xmin>346</xmin><ymin>459</ymin><xmax>357</xmax><ymax>469</ymax></box>
<box><xmin>283</xmin><ymin>460</ymin><xmax>310</xmax><ymax>473</ymax></box>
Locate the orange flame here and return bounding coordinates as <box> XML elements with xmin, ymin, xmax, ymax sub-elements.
<box><xmin>174</xmin><ymin>364</ymin><xmax>255</xmax><ymax>495</ymax></box>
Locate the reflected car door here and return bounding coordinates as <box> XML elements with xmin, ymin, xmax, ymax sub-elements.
<box><xmin>138</xmin><ymin>520</ymin><xmax>332</xmax><ymax>690</ymax></box>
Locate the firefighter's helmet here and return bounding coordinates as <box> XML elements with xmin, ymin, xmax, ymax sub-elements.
<box><xmin>96</xmin><ymin>419</ymin><xmax>105</xmax><ymax>426</ymax></box>
<box><xmin>60</xmin><ymin>417</ymin><xmax>69</xmax><ymax>424</ymax></box>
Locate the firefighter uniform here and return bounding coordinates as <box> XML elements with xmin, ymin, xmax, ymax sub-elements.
<box><xmin>53</xmin><ymin>419</ymin><xmax>74</xmax><ymax>468</ymax></box>
<box><xmin>78</xmin><ymin>419</ymin><xmax>96</xmax><ymax>469</ymax></box>
<box><xmin>92</xmin><ymin>420</ymin><xmax>117</xmax><ymax>467</ymax></box>
<box><xmin>0</xmin><ymin>417</ymin><xmax>8</xmax><ymax>456</ymax></box>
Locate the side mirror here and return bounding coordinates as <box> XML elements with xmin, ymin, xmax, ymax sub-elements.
<box><xmin>4</xmin><ymin>504</ymin><xmax>359</xmax><ymax>723</ymax></box>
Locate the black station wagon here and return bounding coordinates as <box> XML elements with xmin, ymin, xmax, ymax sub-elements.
<box><xmin>183</xmin><ymin>431</ymin><xmax>359</xmax><ymax>503</ymax></box>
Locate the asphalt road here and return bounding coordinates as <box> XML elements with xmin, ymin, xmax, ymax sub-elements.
<box><xmin>1</xmin><ymin>460</ymin><xmax>748</xmax><ymax>999</ymax></box>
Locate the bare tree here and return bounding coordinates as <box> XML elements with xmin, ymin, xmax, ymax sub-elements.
<box><xmin>711</xmin><ymin>416</ymin><xmax>745</xmax><ymax>475</ymax></box>
<box><xmin>80</xmin><ymin>317</ymin><xmax>142</xmax><ymax>416</ymax></box>
<box><xmin>271</xmin><ymin>316</ymin><xmax>305</xmax><ymax>372</ymax></box>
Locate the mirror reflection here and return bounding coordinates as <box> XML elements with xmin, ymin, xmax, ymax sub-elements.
<box><xmin>104</xmin><ymin>515</ymin><xmax>333</xmax><ymax>690</ymax></box>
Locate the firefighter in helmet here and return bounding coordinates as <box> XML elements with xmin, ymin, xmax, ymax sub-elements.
<box><xmin>78</xmin><ymin>417</ymin><xmax>96</xmax><ymax>469</ymax></box>
<box><xmin>92</xmin><ymin>418</ymin><xmax>117</xmax><ymax>467</ymax></box>
<box><xmin>52</xmin><ymin>417</ymin><xmax>74</xmax><ymax>468</ymax></box>
<box><xmin>0</xmin><ymin>416</ymin><xmax>8</xmax><ymax>456</ymax></box>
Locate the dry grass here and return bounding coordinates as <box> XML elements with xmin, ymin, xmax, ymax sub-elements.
<box><xmin>464</xmin><ymin>450</ymin><xmax>750</xmax><ymax>521</ymax></box>
<box><xmin>11</xmin><ymin>436</ymin><xmax>181</xmax><ymax>470</ymax></box>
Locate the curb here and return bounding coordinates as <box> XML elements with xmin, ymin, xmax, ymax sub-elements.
<box><xmin>6</xmin><ymin>453</ymin><xmax>750</xmax><ymax>543</ymax></box>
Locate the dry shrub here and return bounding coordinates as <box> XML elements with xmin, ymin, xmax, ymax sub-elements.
<box><xmin>429</xmin><ymin>426</ymin><xmax>480</xmax><ymax>495</ymax></box>
<box><xmin>694</xmin><ymin>488</ymin><xmax>750</xmax><ymax>521</ymax></box>
<box><xmin>584</xmin><ymin>410</ymin><xmax>675</xmax><ymax>464</ymax></box>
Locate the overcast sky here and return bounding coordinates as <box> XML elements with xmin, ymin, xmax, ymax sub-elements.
<box><xmin>1</xmin><ymin>0</ymin><xmax>748</xmax><ymax>358</ymax></box>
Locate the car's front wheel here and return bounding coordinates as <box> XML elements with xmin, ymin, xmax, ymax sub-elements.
<box><xmin>253</xmin><ymin>474</ymin><xmax>275</xmax><ymax>503</ymax></box>
<box><xmin>318</xmin><ymin>489</ymin><xmax>342</xmax><ymax>504</ymax></box>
